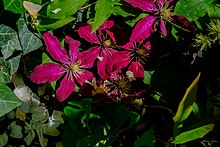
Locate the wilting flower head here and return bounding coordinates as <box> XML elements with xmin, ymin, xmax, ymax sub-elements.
<box><xmin>125</xmin><ymin>0</ymin><xmax>174</xmax><ymax>42</ymax></box>
<box><xmin>78</xmin><ymin>20</ymin><xmax>118</xmax><ymax>80</ymax></box>
<box><xmin>30</xmin><ymin>32</ymin><xmax>97</xmax><ymax>102</ymax></box>
<box><xmin>113</xmin><ymin>41</ymin><xmax>151</xmax><ymax>78</ymax></box>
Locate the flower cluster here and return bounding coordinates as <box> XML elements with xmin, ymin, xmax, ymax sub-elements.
<box><xmin>29</xmin><ymin>0</ymin><xmax>189</xmax><ymax>102</ymax></box>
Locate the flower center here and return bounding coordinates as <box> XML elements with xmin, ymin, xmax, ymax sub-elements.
<box><xmin>112</xmin><ymin>76</ymin><xmax>131</xmax><ymax>96</ymax></box>
<box><xmin>103</xmin><ymin>39</ymin><xmax>111</xmax><ymax>47</ymax></box>
<box><xmin>70</xmin><ymin>63</ymin><xmax>80</xmax><ymax>72</ymax></box>
<box><xmin>136</xmin><ymin>48</ymin><xmax>147</xmax><ymax>56</ymax></box>
<box><xmin>160</xmin><ymin>6</ymin><xmax>173</xmax><ymax>21</ymax></box>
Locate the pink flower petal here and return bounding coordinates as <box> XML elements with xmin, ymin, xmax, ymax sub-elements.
<box><xmin>56</xmin><ymin>75</ymin><xmax>75</xmax><ymax>102</ymax></box>
<box><xmin>130</xmin><ymin>16</ymin><xmax>156</xmax><ymax>42</ymax></box>
<box><xmin>120</xmin><ymin>42</ymin><xmax>134</xmax><ymax>50</ymax></box>
<box><xmin>143</xmin><ymin>41</ymin><xmax>152</xmax><ymax>50</ymax></box>
<box><xmin>43</xmin><ymin>32</ymin><xmax>69</xmax><ymax>63</ymax></box>
<box><xmin>160</xmin><ymin>20</ymin><xmax>167</xmax><ymax>36</ymax></box>
<box><xmin>113</xmin><ymin>51</ymin><xmax>130</xmax><ymax>72</ymax></box>
<box><xmin>124</xmin><ymin>0</ymin><xmax>158</xmax><ymax>13</ymax></box>
<box><xmin>157</xmin><ymin>0</ymin><xmax>166</xmax><ymax>9</ymax></box>
<box><xmin>65</xmin><ymin>36</ymin><xmax>80</xmax><ymax>62</ymax></box>
<box><xmin>78</xmin><ymin>46</ymin><xmax>99</xmax><ymax>68</ymax></box>
<box><xmin>98</xmin><ymin>20</ymin><xmax>114</xmax><ymax>32</ymax></box>
<box><xmin>75</xmin><ymin>70</ymin><xmax>94</xmax><ymax>86</ymax></box>
<box><xmin>30</xmin><ymin>63</ymin><xmax>65</xmax><ymax>84</ymax></box>
<box><xmin>97</xmin><ymin>52</ymin><xmax>113</xmax><ymax>80</ymax></box>
<box><xmin>78</xmin><ymin>25</ymin><xmax>99</xmax><ymax>43</ymax></box>
<box><xmin>105</xmin><ymin>29</ymin><xmax>116</xmax><ymax>44</ymax></box>
<box><xmin>128</xmin><ymin>62</ymin><xmax>144</xmax><ymax>78</ymax></box>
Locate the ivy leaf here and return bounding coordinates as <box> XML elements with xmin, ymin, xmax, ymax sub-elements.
<box><xmin>0</xmin><ymin>132</ymin><xmax>8</xmax><ymax>147</ymax></box>
<box><xmin>0</xmin><ymin>83</ymin><xmax>22</xmax><ymax>117</ymax></box>
<box><xmin>8</xmin><ymin>54</ymin><xmax>21</xmax><ymax>75</ymax></box>
<box><xmin>24</xmin><ymin>122</ymin><xmax>36</xmax><ymax>146</ymax></box>
<box><xmin>173</xmin><ymin>73</ymin><xmax>201</xmax><ymax>124</ymax></box>
<box><xmin>175</xmin><ymin>123</ymin><xmax>214</xmax><ymax>144</ymax></box>
<box><xmin>92</xmin><ymin>0</ymin><xmax>114</xmax><ymax>32</ymax></box>
<box><xmin>16</xmin><ymin>15</ymin><xmax>42</xmax><ymax>55</ymax></box>
<box><xmin>0</xmin><ymin>24</ymin><xmax>22</xmax><ymax>59</ymax></box>
<box><xmin>0</xmin><ymin>57</ymin><xmax>11</xmax><ymax>83</ymax></box>
<box><xmin>3</xmin><ymin>0</ymin><xmax>26</xmax><ymax>14</ymax></box>
<box><xmin>174</xmin><ymin>0</ymin><xmax>215</xmax><ymax>21</ymax></box>
<box><xmin>47</xmin><ymin>0</ymin><xmax>88</xmax><ymax>19</ymax></box>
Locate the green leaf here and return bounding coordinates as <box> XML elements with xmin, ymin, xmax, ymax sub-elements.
<box><xmin>173</xmin><ymin>73</ymin><xmax>201</xmax><ymax>124</ymax></box>
<box><xmin>113</xmin><ymin>6</ymin><xmax>135</xmax><ymax>17</ymax></box>
<box><xmin>47</xmin><ymin>0</ymin><xmax>88</xmax><ymax>19</ymax></box>
<box><xmin>0</xmin><ymin>132</ymin><xmax>8</xmax><ymax>147</ymax></box>
<box><xmin>3</xmin><ymin>0</ymin><xmax>26</xmax><ymax>13</ymax></box>
<box><xmin>10</xmin><ymin>123</ymin><xmax>23</xmax><ymax>138</ymax></box>
<box><xmin>126</xmin><ymin>13</ymin><xmax>149</xmax><ymax>27</ymax></box>
<box><xmin>0</xmin><ymin>24</ymin><xmax>22</xmax><ymax>59</ymax></box>
<box><xmin>174</xmin><ymin>0</ymin><xmax>215</xmax><ymax>21</ymax></box>
<box><xmin>24</xmin><ymin>122</ymin><xmax>36</xmax><ymax>146</ymax></box>
<box><xmin>0</xmin><ymin>57</ymin><xmax>11</xmax><ymax>83</ymax></box>
<box><xmin>207</xmin><ymin>4</ymin><xmax>220</xmax><ymax>19</ymax></box>
<box><xmin>135</xmin><ymin>127</ymin><xmax>154</xmax><ymax>147</ymax></box>
<box><xmin>64</xmin><ymin>106</ymin><xmax>83</xmax><ymax>119</ymax></box>
<box><xmin>37</xmin><ymin>16</ymin><xmax>75</xmax><ymax>31</ymax></box>
<box><xmin>175</xmin><ymin>123</ymin><xmax>214</xmax><ymax>144</ymax></box>
<box><xmin>92</xmin><ymin>0</ymin><xmax>114</xmax><ymax>32</ymax></box>
<box><xmin>0</xmin><ymin>83</ymin><xmax>22</xmax><ymax>117</ymax></box>
<box><xmin>143</xmin><ymin>70</ymin><xmax>154</xmax><ymax>85</ymax></box>
<box><xmin>171</xmin><ymin>26</ymin><xmax>179</xmax><ymax>41</ymax></box>
<box><xmin>16</xmin><ymin>15</ymin><xmax>42</xmax><ymax>55</ymax></box>
<box><xmin>8</xmin><ymin>54</ymin><xmax>21</xmax><ymax>75</ymax></box>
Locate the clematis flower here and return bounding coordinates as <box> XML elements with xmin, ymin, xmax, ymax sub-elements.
<box><xmin>78</xmin><ymin>20</ymin><xmax>118</xmax><ymax>80</ymax></box>
<box><xmin>30</xmin><ymin>32</ymin><xmax>98</xmax><ymax>102</ymax></box>
<box><xmin>125</xmin><ymin>0</ymin><xmax>174</xmax><ymax>42</ymax></box>
<box><xmin>113</xmin><ymin>41</ymin><xmax>151</xmax><ymax>78</ymax></box>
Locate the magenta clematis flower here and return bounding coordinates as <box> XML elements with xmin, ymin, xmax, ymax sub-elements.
<box><xmin>113</xmin><ymin>41</ymin><xmax>151</xmax><ymax>78</ymax></box>
<box><xmin>30</xmin><ymin>32</ymin><xmax>98</xmax><ymax>102</ymax></box>
<box><xmin>78</xmin><ymin>20</ymin><xmax>118</xmax><ymax>80</ymax></box>
<box><xmin>125</xmin><ymin>0</ymin><xmax>174</xmax><ymax>42</ymax></box>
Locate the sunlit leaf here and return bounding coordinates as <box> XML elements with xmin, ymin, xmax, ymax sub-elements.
<box><xmin>92</xmin><ymin>0</ymin><xmax>114</xmax><ymax>32</ymax></box>
<box><xmin>174</xmin><ymin>0</ymin><xmax>215</xmax><ymax>21</ymax></box>
<box><xmin>113</xmin><ymin>6</ymin><xmax>135</xmax><ymax>17</ymax></box>
<box><xmin>37</xmin><ymin>17</ymin><xmax>75</xmax><ymax>31</ymax></box>
<box><xmin>173</xmin><ymin>72</ymin><xmax>201</xmax><ymax>124</ymax></box>
<box><xmin>208</xmin><ymin>4</ymin><xmax>220</xmax><ymax>19</ymax></box>
<box><xmin>47</xmin><ymin>0</ymin><xmax>88</xmax><ymax>19</ymax></box>
<box><xmin>0</xmin><ymin>24</ymin><xmax>22</xmax><ymax>59</ymax></box>
<box><xmin>0</xmin><ymin>83</ymin><xmax>22</xmax><ymax>117</ymax></box>
<box><xmin>175</xmin><ymin>123</ymin><xmax>214</xmax><ymax>144</ymax></box>
<box><xmin>3</xmin><ymin>0</ymin><xmax>26</xmax><ymax>13</ymax></box>
<box><xmin>23</xmin><ymin>1</ymin><xmax>42</xmax><ymax>19</ymax></box>
<box><xmin>126</xmin><ymin>13</ymin><xmax>149</xmax><ymax>27</ymax></box>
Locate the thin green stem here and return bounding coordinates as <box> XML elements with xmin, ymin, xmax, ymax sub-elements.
<box><xmin>165</xmin><ymin>19</ymin><xmax>190</xmax><ymax>32</ymax></box>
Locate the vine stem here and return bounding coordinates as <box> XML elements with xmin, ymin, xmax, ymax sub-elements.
<box><xmin>80</xmin><ymin>2</ymin><xmax>97</xmax><ymax>10</ymax></box>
